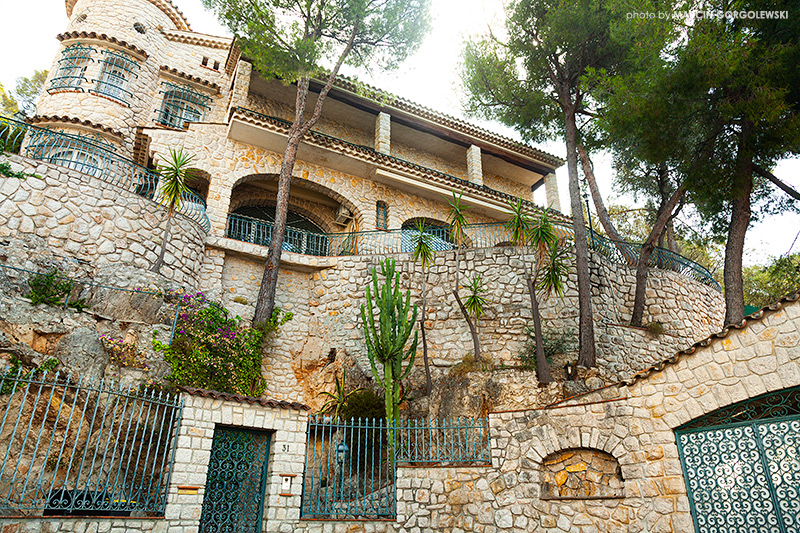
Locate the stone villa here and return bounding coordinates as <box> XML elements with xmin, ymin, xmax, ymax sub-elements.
<box><xmin>0</xmin><ymin>0</ymin><xmax>797</xmax><ymax>531</ymax></box>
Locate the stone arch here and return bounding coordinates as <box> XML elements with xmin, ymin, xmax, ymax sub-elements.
<box><xmin>230</xmin><ymin>172</ymin><xmax>364</xmax><ymax>229</ymax></box>
<box><xmin>540</xmin><ymin>448</ymin><xmax>624</xmax><ymax>500</ymax></box>
<box><xmin>186</xmin><ymin>169</ymin><xmax>211</xmax><ymax>203</ymax></box>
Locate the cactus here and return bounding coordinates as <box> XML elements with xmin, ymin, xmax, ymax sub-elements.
<box><xmin>360</xmin><ymin>258</ymin><xmax>418</xmax><ymax>436</ymax></box>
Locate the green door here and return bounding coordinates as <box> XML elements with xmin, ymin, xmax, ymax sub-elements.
<box><xmin>199</xmin><ymin>426</ymin><xmax>271</xmax><ymax>533</ymax></box>
<box><xmin>675</xmin><ymin>386</ymin><xmax>800</xmax><ymax>533</ymax></box>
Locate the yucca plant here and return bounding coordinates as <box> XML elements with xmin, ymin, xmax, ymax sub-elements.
<box><xmin>151</xmin><ymin>148</ymin><xmax>194</xmax><ymax>273</ymax></box>
<box><xmin>447</xmin><ymin>191</ymin><xmax>483</xmax><ymax>362</ymax></box>
<box><xmin>463</xmin><ymin>273</ymin><xmax>488</xmax><ymax>324</ymax></box>
<box><xmin>507</xmin><ymin>200</ymin><xmax>568</xmax><ymax>384</ymax></box>
<box><xmin>410</xmin><ymin>220</ymin><xmax>435</xmax><ymax>395</ymax></box>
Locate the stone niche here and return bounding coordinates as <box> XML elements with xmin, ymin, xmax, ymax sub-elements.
<box><xmin>540</xmin><ymin>448</ymin><xmax>624</xmax><ymax>500</ymax></box>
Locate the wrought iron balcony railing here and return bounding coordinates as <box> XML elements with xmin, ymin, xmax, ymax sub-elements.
<box><xmin>226</xmin><ymin>213</ymin><xmax>720</xmax><ymax>290</ymax></box>
<box><xmin>0</xmin><ymin>115</ymin><xmax>210</xmax><ymax>231</ymax></box>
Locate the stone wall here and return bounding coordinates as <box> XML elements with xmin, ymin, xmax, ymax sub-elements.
<box><xmin>0</xmin><ymin>392</ymin><xmax>309</xmax><ymax>533</ymax></box>
<box><xmin>0</xmin><ymin>155</ymin><xmax>206</xmax><ymax>286</ymax></box>
<box><xmin>211</xmin><ymin>245</ymin><xmax>724</xmax><ymax>407</ymax></box>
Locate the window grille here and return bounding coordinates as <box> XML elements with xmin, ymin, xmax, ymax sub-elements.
<box><xmin>49</xmin><ymin>44</ymin><xmax>94</xmax><ymax>91</ymax></box>
<box><xmin>92</xmin><ymin>50</ymin><xmax>139</xmax><ymax>104</ymax></box>
<box><xmin>376</xmin><ymin>201</ymin><xmax>388</xmax><ymax>230</ymax></box>
<box><xmin>156</xmin><ymin>82</ymin><xmax>211</xmax><ymax>129</ymax></box>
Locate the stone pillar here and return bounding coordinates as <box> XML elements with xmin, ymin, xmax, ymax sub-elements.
<box><xmin>374</xmin><ymin>112</ymin><xmax>391</xmax><ymax>154</ymax></box>
<box><xmin>229</xmin><ymin>60</ymin><xmax>252</xmax><ymax>111</ymax></box>
<box><xmin>543</xmin><ymin>172</ymin><xmax>561</xmax><ymax>212</ymax></box>
<box><xmin>467</xmin><ymin>145</ymin><xmax>483</xmax><ymax>185</ymax></box>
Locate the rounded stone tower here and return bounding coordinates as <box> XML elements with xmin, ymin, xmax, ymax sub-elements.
<box><xmin>35</xmin><ymin>0</ymin><xmax>211</xmax><ymax>158</ymax></box>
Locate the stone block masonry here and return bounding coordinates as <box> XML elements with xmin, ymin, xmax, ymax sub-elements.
<box><xmin>214</xmin><ymin>245</ymin><xmax>724</xmax><ymax>407</ymax></box>
<box><xmin>0</xmin><ymin>155</ymin><xmax>206</xmax><ymax>287</ymax></box>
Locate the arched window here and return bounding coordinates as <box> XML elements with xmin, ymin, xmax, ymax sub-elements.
<box><xmin>92</xmin><ymin>50</ymin><xmax>138</xmax><ymax>104</ymax></box>
<box><xmin>400</xmin><ymin>218</ymin><xmax>454</xmax><ymax>253</ymax></box>
<box><xmin>49</xmin><ymin>44</ymin><xmax>94</xmax><ymax>91</ymax></box>
<box><xmin>157</xmin><ymin>82</ymin><xmax>211</xmax><ymax>129</ymax></box>
<box><xmin>227</xmin><ymin>205</ymin><xmax>328</xmax><ymax>255</ymax></box>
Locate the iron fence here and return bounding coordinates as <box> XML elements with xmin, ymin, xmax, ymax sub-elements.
<box><xmin>301</xmin><ymin>416</ymin><xmax>491</xmax><ymax>519</ymax></box>
<box><xmin>393</xmin><ymin>417</ymin><xmax>491</xmax><ymax>465</ymax></box>
<box><xmin>225</xmin><ymin>213</ymin><xmax>720</xmax><ymax>290</ymax></box>
<box><xmin>0</xmin><ymin>115</ymin><xmax>210</xmax><ymax>231</ymax></box>
<box><xmin>0</xmin><ymin>369</ymin><xmax>183</xmax><ymax>516</ymax></box>
<box><xmin>301</xmin><ymin>416</ymin><xmax>395</xmax><ymax>519</ymax></box>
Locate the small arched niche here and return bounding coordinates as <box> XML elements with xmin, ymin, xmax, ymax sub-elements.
<box><xmin>541</xmin><ymin>448</ymin><xmax>624</xmax><ymax>500</ymax></box>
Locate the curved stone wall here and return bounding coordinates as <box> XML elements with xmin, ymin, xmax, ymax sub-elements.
<box><xmin>0</xmin><ymin>154</ymin><xmax>205</xmax><ymax>286</ymax></box>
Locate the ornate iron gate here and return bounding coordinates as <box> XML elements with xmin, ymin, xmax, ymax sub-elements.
<box><xmin>675</xmin><ymin>386</ymin><xmax>800</xmax><ymax>533</ymax></box>
<box><xmin>199</xmin><ymin>427</ymin><xmax>271</xmax><ymax>533</ymax></box>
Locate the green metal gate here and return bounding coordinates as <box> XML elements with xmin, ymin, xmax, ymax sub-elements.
<box><xmin>675</xmin><ymin>386</ymin><xmax>800</xmax><ymax>533</ymax></box>
<box><xmin>199</xmin><ymin>427</ymin><xmax>271</xmax><ymax>533</ymax></box>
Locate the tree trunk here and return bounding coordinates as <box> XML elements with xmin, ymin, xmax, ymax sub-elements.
<box><xmin>754</xmin><ymin>164</ymin><xmax>800</xmax><ymax>201</ymax></box>
<box><xmin>252</xmin><ymin>26</ymin><xmax>359</xmax><ymax>325</ymax></box>
<box><xmin>420</xmin><ymin>273</ymin><xmax>432</xmax><ymax>396</ymax></box>
<box><xmin>150</xmin><ymin>213</ymin><xmax>173</xmax><ymax>273</ymax></box>
<box><xmin>527</xmin><ymin>275</ymin><xmax>553</xmax><ymax>383</ymax></box>
<box><xmin>564</xmin><ymin>108</ymin><xmax>596</xmax><ymax>367</ymax></box>
<box><xmin>577</xmin><ymin>144</ymin><xmax>623</xmax><ymax>242</ymax></box>
<box><xmin>453</xmin><ymin>289</ymin><xmax>481</xmax><ymax>363</ymax></box>
<box><xmin>724</xmin><ymin>158</ymin><xmax>754</xmax><ymax>325</ymax></box>
<box><xmin>631</xmin><ymin>184</ymin><xmax>686</xmax><ymax>326</ymax></box>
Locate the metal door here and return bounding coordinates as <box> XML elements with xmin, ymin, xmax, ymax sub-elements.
<box><xmin>199</xmin><ymin>427</ymin><xmax>271</xmax><ymax>533</ymax></box>
<box><xmin>675</xmin><ymin>386</ymin><xmax>800</xmax><ymax>533</ymax></box>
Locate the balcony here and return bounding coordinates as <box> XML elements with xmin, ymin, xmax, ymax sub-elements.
<box><xmin>0</xmin><ymin>115</ymin><xmax>210</xmax><ymax>231</ymax></box>
<box><xmin>225</xmin><ymin>213</ymin><xmax>720</xmax><ymax>290</ymax></box>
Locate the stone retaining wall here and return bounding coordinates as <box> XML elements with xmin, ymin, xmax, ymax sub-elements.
<box><xmin>213</xmin><ymin>245</ymin><xmax>724</xmax><ymax>407</ymax></box>
<box><xmin>0</xmin><ymin>154</ymin><xmax>206</xmax><ymax>286</ymax></box>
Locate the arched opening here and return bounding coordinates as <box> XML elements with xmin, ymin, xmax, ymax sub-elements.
<box><xmin>400</xmin><ymin>217</ymin><xmax>455</xmax><ymax>253</ymax></box>
<box><xmin>675</xmin><ymin>385</ymin><xmax>800</xmax><ymax>532</ymax></box>
<box><xmin>227</xmin><ymin>203</ymin><xmax>329</xmax><ymax>255</ymax></box>
<box><xmin>540</xmin><ymin>448</ymin><xmax>624</xmax><ymax>500</ymax></box>
<box><xmin>185</xmin><ymin>169</ymin><xmax>211</xmax><ymax>204</ymax></box>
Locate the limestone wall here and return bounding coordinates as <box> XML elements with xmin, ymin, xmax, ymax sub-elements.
<box><xmin>211</xmin><ymin>245</ymin><xmax>724</xmax><ymax>406</ymax></box>
<box><xmin>0</xmin><ymin>155</ymin><xmax>205</xmax><ymax>286</ymax></box>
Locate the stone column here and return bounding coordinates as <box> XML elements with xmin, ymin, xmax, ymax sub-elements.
<box><xmin>543</xmin><ymin>172</ymin><xmax>561</xmax><ymax>212</ymax></box>
<box><xmin>229</xmin><ymin>60</ymin><xmax>252</xmax><ymax>111</ymax></box>
<box><xmin>467</xmin><ymin>145</ymin><xmax>483</xmax><ymax>185</ymax></box>
<box><xmin>374</xmin><ymin>112</ymin><xmax>391</xmax><ymax>154</ymax></box>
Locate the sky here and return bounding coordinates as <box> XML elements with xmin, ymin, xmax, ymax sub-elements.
<box><xmin>2</xmin><ymin>0</ymin><xmax>799</xmax><ymax>265</ymax></box>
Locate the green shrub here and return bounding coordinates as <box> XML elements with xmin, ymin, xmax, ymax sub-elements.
<box><xmin>517</xmin><ymin>327</ymin><xmax>576</xmax><ymax>369</ymax></box>
<box><xmin>28</xmin><ymin>269</ymin><xmax>73</xmax><ymax>306</ymax></box>
<box><xmin>340</xmin><ymin>389</ymin><xmax>386</xmax><ymax>421</ymax></box>
<box><xmin>1</xmin><ymin>356</ymin><xmax>59</xmax><ymax>394</ymax></box>
<box><xmin>153</xmin><ymin>292</ymin><xmax>291</xmax><ymax>396</ymax></box>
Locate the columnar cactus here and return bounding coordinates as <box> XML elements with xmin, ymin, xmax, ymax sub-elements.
<box><xmin>360</xmin><ymin>258</ymin><xmax>418</xmax><ymax>434</ymax></box>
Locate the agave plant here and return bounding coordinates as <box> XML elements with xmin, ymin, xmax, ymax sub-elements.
<box><xmin>318</xmin><ymin>370</ymin><xmax>365</xmax><ymax>419</ymax></box>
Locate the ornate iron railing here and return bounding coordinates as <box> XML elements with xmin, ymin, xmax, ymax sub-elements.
<box><xmin>0</xmin><ymin>370</ymin><xmax>183</xmax><ymax>516</ymax></box>
<box><xmin>225</xmin><ymin>213</ymin><xmax>720</xmax><ymax>290</ymax></box>
<box><xmin>302</xmin><ymin>416</ymin><xmax>395</xmax><ymax>519</ymax></box>
<box><xmin>393</xmin><ymin>417</ymin><xmax>491</xmax><ymax>465</ymax></box>
<box><xmin>0</xmin><ymin>115</ymin><xmax>210</xmax><ymax>231</ymax></box>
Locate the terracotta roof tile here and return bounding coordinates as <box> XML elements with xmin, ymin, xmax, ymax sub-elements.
<box><xmin>161</xmin><ymin>30</ymin><xmax>232</xmax><ymax>50</ymax></box>
<box><xmin>58</xmin><ymin>31</ymin><xmax>149</xmax><ymax>59</ymax></box>
<box><xmin>232</xmin><ymin>107</ymin><xmax>571</xmax><ymax>222</ymax></box>
<box><xmin>179</xmin><ymin>386</ymin><xmax>311</xmax><ymax>411</ymax></box>
<box><xmin>28</xmin><ymin>115</ymin><xmax>124</xmax><ymax>139</ymax></box>
<box><xmin>330</xmin><ymin>75</ymin><xmax>564</xmax><ymax>168</ymax></box>
<box><xmin>159</xmin><ymin>66</ymin><xmax>220</xmax><ymax>93</ymax></box>
<box><xmin>622</xmin><ymin>290</ymin><xmax>800</xmax><ymax>387</ymax></box>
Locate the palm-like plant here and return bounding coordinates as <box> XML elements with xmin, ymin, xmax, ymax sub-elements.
<box><xmin>447</xmin><ymin>192</ymin><xmax>483</xmax><ymax>363</ymax></box>
<box><xmin>410</xmin><ymin>219</ymin><xmax>435</xmax><ymax>395</ymax></box>
<box><xmin>464</xmin><ymin>273</ymin><xmax>488</xmax><ymax>324</ymax></box>
<box><xmin>318</xmin><ymin>370</ymin><xmax>365</xmax><ymax>419</ymax></box>
<box><xmin>150</xmin><ymin>148</ymin><xmax>194</xmax><ymax>273</ymax></box>
<box><xmin>507</xmin><ymin>200</ymin><xmax>568</xmax><ymax>384</ymax></box>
